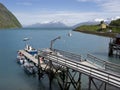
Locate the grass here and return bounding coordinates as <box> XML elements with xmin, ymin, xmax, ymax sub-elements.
<box><xmin>75</xmin><ymin>25</ymin><xmax>100</xmax><ymax>31</ymax></box>
<box><xmin>74</xmin><ymin>25</ymin><xmax>120</xmax><ymax>37</ymax></box>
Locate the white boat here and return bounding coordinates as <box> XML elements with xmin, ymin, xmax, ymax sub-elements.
<box><xmin>23</xmin><ymin>38</ymin><xmax>29</xmax><ymax>41</ymax></box>
<box><xmin>17</xmin><ymin>53</ymin><xmax>27</xmax><ymax>65</ymax></box>
<box><xmin>24</xmin><ymin>44</ymin><xmax>38</xmax><ymax>55</ymax></box>
<box><xmin>23</xmin><ymin>62</ymin><xmax>37</xmax><ymax>74</ymax></box>
<box><xmin>68</xmin><ymin>31</ymin><xmax>72</xmax><ymax>37</ymax></box>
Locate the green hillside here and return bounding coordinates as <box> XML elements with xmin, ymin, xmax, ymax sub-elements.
<box><xmin>0</xmin><ymin>3</ymin><xmax>22</xmax><ymax>29</ymax></box>
<box><xmin>109</xmin><ymin>19</ymin><xmax>120</xmax><ymax>32</ymax></box>
<box><xmin>74</xmin><ymin>19</ymin><xmax>120</xmax><ymax>37</ymax></box>
<box><xmin>75</xmin><ymin>25</ymin><xmax>100</xmax><ymax>31</ymax></box>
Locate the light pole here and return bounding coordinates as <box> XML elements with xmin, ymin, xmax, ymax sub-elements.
<box><xmin>50</xmin><ymin>36</ymin><xmax>61</xmax><ymax>50</ymax></box>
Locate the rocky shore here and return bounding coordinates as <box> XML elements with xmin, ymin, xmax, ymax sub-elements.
<box><xmin>74</xmin><ymin>29</ymin><xmax>117</xmax><ymax>38</ymax></box>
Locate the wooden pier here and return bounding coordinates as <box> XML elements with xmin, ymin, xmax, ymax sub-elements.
<box><xmin>108</xmin><ymin>34</ymin><xmax>120</xmax><ymax>57</ymax></box>
<box><xmin>18</xmin><ymin>49</ymin><xmax>120</xmax><ymax>90</ymax></box>
<box><xmin>19</xmin><ymin>50</ymin><xmax>60</xmax><ymax>73</ymax></box>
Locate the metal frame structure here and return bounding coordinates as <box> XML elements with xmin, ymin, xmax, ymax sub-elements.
<box><xmin>19</xmin><ymin>49</ymin><xmax>120</xmax><ymax>90</ymax></box>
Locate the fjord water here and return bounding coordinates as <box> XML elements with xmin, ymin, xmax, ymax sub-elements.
<box><xmin>0</xmin><ymin>28</ymin><xmax>120</xmax><ymax>90</ymax></box>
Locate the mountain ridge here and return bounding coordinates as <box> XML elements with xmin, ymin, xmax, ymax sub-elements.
<box><xmin>25</xmin><ymin>21</ymin><xmax>70</xmax><ymax>28</ymax></box>
<box><xmin>73</xmin><ymin>16</ymin><xmax>120</xmax><ymax>29</ymax></box>
<box><xmin>0</xmin><ymin>3</ymin><xmax>22</xmax><ymax>29</ymax></box>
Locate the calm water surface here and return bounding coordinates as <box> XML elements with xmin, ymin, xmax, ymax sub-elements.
<box><xmin>0</xmin><ymin>28</ymin><xmax>120</xmax><ymax>90</ymax></box>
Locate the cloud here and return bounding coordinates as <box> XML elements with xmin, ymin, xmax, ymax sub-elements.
<box><xmin>77</xmin><ymin>0</ymin><xmax>120</xmax><ymax>12</ymax></box>
<box><xmin>13</xmin><ymin>11</ymin><xmax>120</xmax><ymax>26</ymax></box>
<box><xmin>77</xmin><ymin>0</ymin><xmax>104</xmax><ymax>2</ymax></box>
<box><xmin>16</xmin><ymin>2</ymin><xmax>32</xmax><ymax>6</ymax></box>
<box><xmin>100</xmin><ymin>0</ymin><xmax>120</xmax><ymax>12</ymax></box>
<box><xmin>13</xmin><ymin>12</ymin><xmax>93</xmax><ymax>26</ymax></box>
<box><xmin>13</xmin><ymin>0</ymin><xmax>120</xmax><ymax>26</ymax></box>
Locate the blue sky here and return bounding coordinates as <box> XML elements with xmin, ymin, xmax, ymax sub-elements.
<box><xmin>0</xmin><ymin>0</ymin><xmax>120</xmax><ymax>26</ymax></box>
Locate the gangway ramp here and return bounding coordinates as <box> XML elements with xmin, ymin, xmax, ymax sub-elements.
<box><xmin>19</xmin><ymin>49</ymin><xmax>120</xmax><ymax>89</ymax></box>
<box><xmin>39</xmin><ymin>49</ymin><xmax>120</xmax><ymax>89</ymax></box>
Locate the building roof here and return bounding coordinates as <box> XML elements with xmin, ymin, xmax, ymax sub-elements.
<box><xmin>116</xmin><ymin>34</ymin><xmax>120</xmax><ymax>38</ymax></box>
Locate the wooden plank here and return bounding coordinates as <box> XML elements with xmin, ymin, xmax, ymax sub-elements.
<box><xmin>19</xmin><ymin>50</ymin><xmax>61</xmax><ymax>73</ymax></box>
<box><xmin>19</xmin><ymin>49</ymin><xmax>120</xmax><ymax>88</ymax></box>
<box><xmin>19</xmin><ymin>50</ymin><xmax>38</xmax><ymax>63</ymax></box>
<box><xmin>41</xmin><ymin>53</ymin><xmax>120</xmax><ymax>88</ymax></box>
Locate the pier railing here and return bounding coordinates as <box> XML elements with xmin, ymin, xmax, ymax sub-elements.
<box><xmin>38</xmin><ymin>50</ymin><xmax>120</xmax><ymax>88</ymax></box>
<box><xmin>19</xmin><ymin>49</ymin><xmax>120</xmax><ymax>88</ymax></box>
<box><xmin>86</xmin><ymin>54</ymin><xmax>120</xmax><ymax>74</ymax></box>
<box><xmin>54</xmin><ymin>49</ymin><xmax>82</xmax><ymax>61</ymax></box>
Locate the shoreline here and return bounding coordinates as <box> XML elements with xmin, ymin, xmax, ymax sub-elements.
<box><xmin>73</xmin><ymin>30</ymin><xmax>117</xmax><ymax>38</ymax></box>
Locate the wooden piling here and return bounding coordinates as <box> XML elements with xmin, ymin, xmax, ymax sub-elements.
<box><xmin>18</xmin><ymin>49</ymin><xmax>120</xmax><ymax>90</ymax></box>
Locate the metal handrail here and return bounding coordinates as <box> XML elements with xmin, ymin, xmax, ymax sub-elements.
<box><xmin>54</xmin><ymin>49</ymin><xmax>82</xmax><ymax>61</ymax></box>
<box><xmin>39</xmin><ymin>50</ymin><xmax>120</xmax><ymax>88</ymax></box>
<box><xmin>87</xmin><ymin>54</ymin><xmax>120</xmax><ymax>74</ymax></box>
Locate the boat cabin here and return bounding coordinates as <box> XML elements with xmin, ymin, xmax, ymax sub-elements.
<box><xmin>25</xmin><ymin>45</ymin><xmax>38</xmax><ymax>55</ymax></box>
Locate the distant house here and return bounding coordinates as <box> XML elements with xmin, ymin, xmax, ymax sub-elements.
<box><xmin>101</xmin><ymin>23</ymin><xmax>107</xmax><ymax>29</ymax></box>
<box><xmin>100</xmin><ymin>21</ymin><xmax>107</xmax><ymax>31</ymax></box>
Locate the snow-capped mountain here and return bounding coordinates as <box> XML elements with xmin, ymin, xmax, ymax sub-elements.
<box><xmin>94</xmin><ymin>16</ymin><xmax>120</xmax><ymax>23</ymax></box>
<box><xmin>25</xmin><ymin>21</ymin><xmax>69</xmax><ymax>28</ymax></box>
<box><xmin>73</xmin><ymin>16</ymin><xmax>120</xmax><ymax>28</ymax></box>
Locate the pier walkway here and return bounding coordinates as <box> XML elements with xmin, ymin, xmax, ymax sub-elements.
<box><xmin>19</xmin><ymin>50</ymin><xmax>57</xmax><ymax>72</ymax></box>
<box><xmin>19</xmin><ymin>49</ymin><xmax>120</xmax><ymax>90</ymax></box>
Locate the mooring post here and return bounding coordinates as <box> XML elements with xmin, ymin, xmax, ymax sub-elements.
<box><xmin>37</xmin><ymin>55</ymin><xmax>42</xmax><ymax>80</ymax></box>
<box><xmin>65</xmin><ymin>68</ymin><xmax>69</xmax><ymax>90</ymax></box>
<box><xmin>104</xmin><ymin>83</ymin><xmax>107</xmax><ymax>90</ymax></box>
<box><xmin>76</xmin><ymin>72</ymin><xmax>81</xmax><ymax>90</ymax></box>
<box><xmin>48</xmin><ymin>71</ymin><xmax>53</xmax><ymax>90</ymax></box>
<box><xmin>62</xmin><ymin>70</ymin><xmax>66</xmax><ymax>89</ymax></box>
<box><xmin>88</xmin><ymin>77</ymin><xmax>92</xmax><ymax>90</ymax></box>
<box><xmin>108</xmin><ymin>44</ymin><xmax>113</xmax><ymax>56</ymax></box>
<box><xmin>48</xmin><ymin>60</ymin><xmax>54</xmax><ymax>90</ymax></box>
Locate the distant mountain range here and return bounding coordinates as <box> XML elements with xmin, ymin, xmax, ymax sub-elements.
<box><xmin>72</xmin><ymin>21</ymin><xmax>100</xmax><ymax>29</ymax></box>
<box><xmin>26</xmin><ymin>21</ymin><xmax>70</xmax><ymax>28</ymax></box>
<box><xmin>25</xmin><ymin>16</ymin><xmax>120</xmax><ymax>29</ymax></box>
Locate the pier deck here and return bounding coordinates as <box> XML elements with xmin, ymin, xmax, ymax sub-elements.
<box><xmin>19</xmin><ymin>50</ymin><xmax>59</xmax><ymax>72</ymax></box>
<box><xmin>19</xmin><ymin>49</ymin><xmax>120</xmax><ymax>89</ymax></box>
